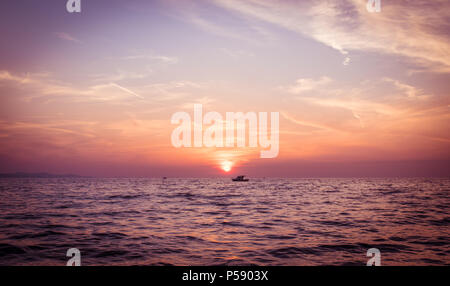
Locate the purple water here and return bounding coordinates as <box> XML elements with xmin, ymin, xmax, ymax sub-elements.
<box><xmin>0</xmin><ymin>178</ymin><xmax>448</xmax><ymax>265</ymax></box>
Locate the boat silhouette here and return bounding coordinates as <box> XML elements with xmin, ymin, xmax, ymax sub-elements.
<box><xmin>232</xmin><ymin>175</ymin><xmax>249</xmax><ymax>182</ymax></box>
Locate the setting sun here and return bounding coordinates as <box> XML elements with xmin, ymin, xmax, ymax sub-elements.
<box><xmin>221</xmin><ymin>161</ymin><xmax>233</xmax><ymax>172</ymax></box>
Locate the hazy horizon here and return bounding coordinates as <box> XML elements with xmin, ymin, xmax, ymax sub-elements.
<box><xmin>1</xmin><ymin>159</ymin><xmax>449</xmax><ymax>178</ymax></box>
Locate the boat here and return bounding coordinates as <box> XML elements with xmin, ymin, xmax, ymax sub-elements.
<box><xmin>232</xmin><ymin>175</ymin><xmax>249</xmax><ymax>182</ymax></box>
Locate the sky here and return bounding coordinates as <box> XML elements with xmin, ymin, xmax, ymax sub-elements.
<box><xmin>0</xmin><ymin>0</ymin><xmax>449</xmax><ymax>177</ymax></box>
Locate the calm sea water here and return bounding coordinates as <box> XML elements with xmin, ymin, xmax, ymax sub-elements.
<box><xmin>0</xmin><ymin>178</ymin><xmax>448</xmax><ymax>266</ymax></box>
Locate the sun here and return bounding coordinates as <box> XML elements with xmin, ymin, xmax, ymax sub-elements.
<box><xmin>221</xmin><ymin>161</ymin><xmax>233</xmax><ymax>172</ymax></box>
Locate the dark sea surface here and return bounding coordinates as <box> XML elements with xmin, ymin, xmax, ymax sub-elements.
<box><xmin>0</xmin><ymin>178</ymin><xmax>448</xmax><ymax>266</ymax></box>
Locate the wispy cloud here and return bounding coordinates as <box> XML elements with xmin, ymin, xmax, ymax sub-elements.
<box><xmin>382</xmin><ymin>78</ymin><xmax>429</xmax><ymax>100</ymax></box>
<box><xmin>281</xmin><ymin>111</ymin><xmax>337</xmax><ymax>132</ymax></box>
<box><xmin>188</xmin><ymin>14</ymin><xmax>248</xmax><ymax>41</ymax></box>
<box><xmin>210</xmin><ymin>0</ymin><xmax>450</xmax><ymax>73</ymax></box>
<box><xmin>91</xmin><ymin>69</ymin><xmax>153</xmax><ymax>82</ymax></box>
<box><xmin>0</xmin><ymin>70</ymin><xmax>144</xmax><ymax>103</ymax></box>
<box><xmin>280</xmin><ymin>75</ymin><xmax>444</xmax><ymax>139</ymax></box>
<box><xmin>108</xmin><ymin>83</ymin><xmax>143</xmax><ymax>99</ymax></box>
<box><xmin>118</xmin><ymin>54</ymin><xmax>178</xmax><ymax>64</ymax></box>
<box><xmin>281</xmin><ymin>77</ymin><xmax>332</xmax><ymax>94</ymax></box>
<box><xmin>55</xmin><ymin>32</ymin><xmax>82</xmax><ymax>44</ymax></box>
<box><xmin>165</xmin><ymin>2</ymin><xmax>267</xmax><ymax>45</ymax></box>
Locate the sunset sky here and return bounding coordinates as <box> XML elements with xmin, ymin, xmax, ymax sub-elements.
<box><xmin>0</xmin><ymin>0</ymin><xmax>449</xmax><ymax>177</ymax></box>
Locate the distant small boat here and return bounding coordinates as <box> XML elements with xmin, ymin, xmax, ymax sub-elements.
<box><xmin>232</xmin><ymin>175</ymin><xmax>249</xmax><ymax>182</ymax></box>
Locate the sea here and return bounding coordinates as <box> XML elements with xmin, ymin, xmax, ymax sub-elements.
<box><xmin>0</xmin><ymin>177</ymin><xmax>448</xmax><ymax>265</ymax></box>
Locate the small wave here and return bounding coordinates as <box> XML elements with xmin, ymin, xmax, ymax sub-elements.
<box><xmin>315</xmin><ymin>220</ymin><xmax>354</xmax><ymax>227</ymax></box>
<box><xmin>107</xmin><ymin>194</ymin><xmax>141</xmax><ymax>200</ymax></box>
<box><xmin>378</xmin><ymin>189</ymin><xmax>403</xmax><ymax>195</ymax></box>
<box><xmin>264</xmin><ymin>234</ymin><xmax>296</xmax><ymax>240</ymax></box>
<box><xmin>152</xmin><ymin>247</ymin><xmax>186</xmax><ymax>254</ymax></box>
<box><xmin>0</xmin><ymin>243</ymin><xmax>26</xmax><ymax>255</ymax></box>
<box><xmin>357</xmin><ymin>243</ymin><xmax>412</xmax><ymax>253</ymax></box>
<box><xmin>92</xmin><ymin>232</ymin><xmax>127</xmax><ymax>239</ymax></box>
<box><xmin>175</xmin><ymin>235</ymin><xmax>205</xmax><ymax>243</ymax></box>
<box><xmin>389</xmin><ymin>236</ymin><xmax>406</xmax><ymax>242</ymax></box>
<box><xmin>409</xmin><ymin>240</ymin><xmax>448</xmax><ymax>247</ymax></box>
<box><xmin>317</xmin><ymin>244</ymin><xmax>361</xmax><ymax>253</ymax></box>
<box><xmin>429</xmin><ymin>217</ymin><xmax>450</xmax><ymax>226</ymax></box>
<box><xmin>94</xmin><ymin>250</ymin><xmax>129</xmax><ymax>258</ymax></box>
<box><xmin>268</xmin><ymin>246</ymin><xmax>320</xmax><ymax>258</ymax></box>
<box><xmin>221</xmin><ymin>221</ymin><xmax>244</xmax><ymax>227</ymax></box>
<box><xmin>10</xmin><ymin>230</ymin><xmax>66</xmax><ymax>239</ymax></box>
<box><xmin>420</xmin><ymin>258</ymin><xmax>443</xmax><ymax>264</ymax></box>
